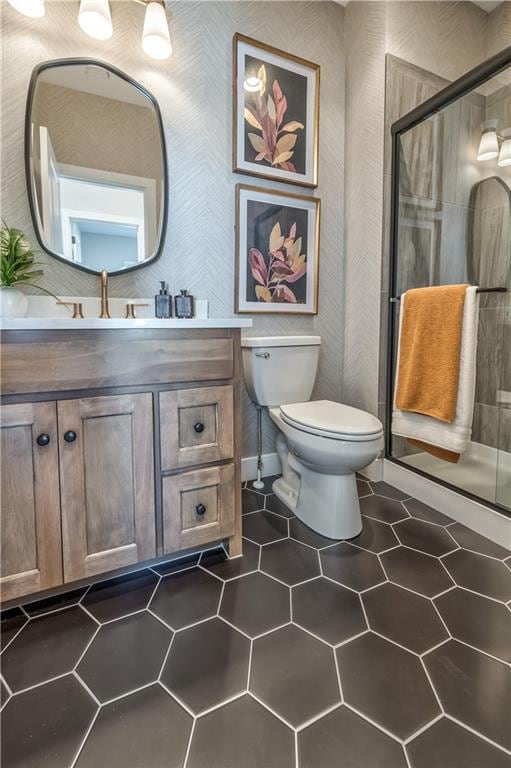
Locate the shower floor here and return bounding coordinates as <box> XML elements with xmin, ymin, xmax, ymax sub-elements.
<box><xmin>400</xmin><ymin>441</ymin><xmax>511</xmax><ymax>511</ymax></box>
<box><xmin>1</xmin><ymin>477</ymin><xmax>510</xmax><ymax>768</ymax></box>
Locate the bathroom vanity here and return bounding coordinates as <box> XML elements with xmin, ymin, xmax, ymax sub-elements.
<box><xmin>0</xmin><ymin>320</ymin><xmax>250</xmax><ymax>602</ymax></box>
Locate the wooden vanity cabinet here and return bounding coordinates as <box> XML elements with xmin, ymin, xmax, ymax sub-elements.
<box><xmin>0</xmin><ymin>328</ymin><xmax>242</xmax><ymax>603</ymax></box>
<box><xmin>0</xmin><ymin>402</ymin><xmax>63</xmax><ymax>601</ymax></box>
<box><xmin>58</xmin><ymin>394</ymin><xmax>155</xmax><ymax>582</ymax></box>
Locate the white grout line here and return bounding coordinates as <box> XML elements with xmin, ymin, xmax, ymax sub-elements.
<box><xmin>333</xmin><ymin>648</ymin><xmax>344</xmax><ymax>703</ymax></box>
<box><xmin>188</xmin><ymin>689</ymin><xmax>247</xmax><ymax>720</ymax></box>
<box><xmin>1</xmin><ymin>674</ymin><xmax>13</xmax><ymax>698</ymax></box>
<box><xmin>158</xmin><ymin>679</ymin><xmax>196</xmax><ymax>719</ymax></box>
<box><xmin>248</xmin><ymin>690</ymin><xmax>296</xmax><ymax>731</ymax></box>
<box><xmin>216</xmin><ymin>614</ymin><xmax>253</xmax><ymax>642</ymax></box>
<box><xmin>78</xmin><ymin>604</ymin><xmax>102</xmax><ymax>626</ymax></box>
<box><xmin>342</xmin><ymin>700</ymin><xmax>408</xmax><ymax>745</ymax></box>
<box><xmin>294</xmin><ymin>700</ymin><xmax>342</xmax><ymax>732</ymax></box>
<box><xmin>402</xmin><ymin>711</ymin><xmax>445</xmax><ymax>745</ymax></box>
<box><xmin>419</xmin><ymin>655</ymin><xmax>444</xmax><ymax>714</ymax></box>
<box><xmin>181</xmin><ymin>716</ymin><xmax>196</xmax><ymax>768</ymax></box>
<box><xmin>72</xmin><ymin>670</ymin><xmax>101</xmax><ymax>706</ymax></box>
<box><xmin>246</xmin><ymin>638</ymin><xmax>253</xmax><ymax>691</ymax></box>
<box><xmin>333</xmin><ymin>629</ymin><xmax>370</xmax><ymax>650</ymax></box>
<box><xmin>69</xmin><ymin>705</ymin><xmax>100</xmax><ymax>768</ymax></box>
<box><xmin>157</xmin><ymin>632</ymin><xmax>175</xmax><ymax>679</ymax></box>
<box><xmin>289</xmin><ymin>621</ymin><xmax>337</xmax><ymax>650</ymax></box>
<box><xmin>8</xmin><ymin>670</ymin><xmax>71</xmax><ymax>697</ymax></box>
<box><xmin>443</xmin><ymin>713</ymin><xmax>511</xmax><ymax>756</ymax></box>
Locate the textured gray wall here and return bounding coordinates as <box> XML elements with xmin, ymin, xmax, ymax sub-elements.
<box><xmin>1</xmin><ymin>0</ymin><xmax>345</xmax><ymax>459</ymax></box>
<box><xmin>343</xmin><ymin>0</ymin><xmax>490</xmax><ymax>425</ymax></box>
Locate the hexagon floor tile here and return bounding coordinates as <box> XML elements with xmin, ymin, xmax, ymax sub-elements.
<box><xmin>394</xmin><ymin>518</ymin><xmax>458</xmax><ymax>556</ymax></box>
<box><xmin>350</xmin><ymin>516</ymin><xmax>399</xmax><ymax>553</ymax></box>
<box><xmin>298</xmin><ymin>706</ymin><xmax>407</xmax><ymax>768</ymax></box>
<box><xmin>380</xmin><ymin>546</ymin><xmax>454</xmax><ymax>597</ymax></box>
<box><xmin>250</xmin><ymin>624</ymin><xmax>340</xmax><ymax>727</ymax></box>
<box><xmin>187</xmin><ymin>694</ymin><xmax>295</xmax><ymax>768</ymax></box>
<box><xmin>220</xmin><ymin>572</ymin><xmax>290</xmax><ymax>637</ymax></box>
<box><xmin>406</xmin><ymin>717</ymin><xmax>511</xmax><ymax>768</ymax></box>
<box><xmin>360</xmin><ymin>494</ymin><xmax>409</xmax><ymax>524</ymax></box>
<box><xmin>149</xmin><ymin>568</ymin><xmax>222</xmax><ymax>630</ymax></box>
<box><xmin>442</xmin><ymin>548</ymin><xmax>511</xmax><ymax>602</ymax></box>
<box><xmin>435</xmin><ymin>588</ymin><xmax>511</xmax><ymax>662</ymax></box>
<box><xmin>363</xmin><ymin>583</ymin><xmax>448</xmax><ymax>653</ymax></box>
<box><xmin>161</xmin><ymin>617</ymin><xmax>250</xmax><ymax>714</ymax></box>
<box><xmin>320</xmin><ymin>542</ymin><xmax>386</xmax><ymax>591</ymax></box>
<box><xmin>81</xmin><ymin>569</ymin><xmax>159</xmax><ymax>623</ymax></box>
<box><xmin>260</xmin><ymin>538</ymin><xmax>320</xmax><ymax>585</ymax></box>
<box><xmin>74</xmin><ymin>684</ymin><xmax>192</xmax><ymax>768</ymax></box>
<box><xmin>4</xmin><ymin>476</ymin><xmax>510</xmax><ymax>766</ymax></box>
<box><xmin>292</xmin><ymin>577</ymin><xmax>366</xmax><ymax>645</ymax></box>
<box><xmin>242</xmin><ymin>510</ymin><xmax>289</xmax><ymax>545</ymax></box>
<box><xmin>2</xmin><ymin>606</ymin><xmax>97</xmax><ymax>692</ymax></box>
<box><xmin>424</xmin><ymin>640</ymin><xmax>511</xmax><ymax>750</ymax></box>
<box><xmin>76</xmin><ymin>612</ymin><xmax>172</xmax><ymax>703</ymax></box>
<box><xmin>403</xmin><ymin>498</ymin><xmax>454</xmax><ymax>526</ymax></box>
<box><xmin>1</xmin><ymin>675</ymin><xmax>97</xmax><ymax>768</ymax></box>
<box><xmin>336</xmin><ymin>633</ymin><xmax>440</xmax><ymax>739</ymax></box>
<box><xmin>200</xmin><ymin>539</ymin><xmax>260</xmax><ymax>581</ymax></box>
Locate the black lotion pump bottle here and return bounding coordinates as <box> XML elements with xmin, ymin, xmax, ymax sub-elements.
<box><xmin>155</xmin><ymin>281</ymin><xmax>172</xmax><ymax>318</ymax></box>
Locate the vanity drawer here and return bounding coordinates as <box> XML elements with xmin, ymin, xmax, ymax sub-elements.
<box><xmin>0</xmin><ymin>332</ymin><xmax>233</xmax><ymax>395</ymax></box>
<box><xmin>162</xmin><ymin>464</ymin><xmax>235</xmax><ymax>552</ymax></box>
<box><xmin>160</xmin><ymin>385</ymin><xmax>234</xmax><ymax>470</ymax></box>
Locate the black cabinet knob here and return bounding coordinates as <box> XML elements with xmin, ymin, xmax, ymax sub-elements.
<box><xmin>36</xmin><ymin>434</ymin><xmax>50</xmax><ymax>447</ymax></box>
<box><xmin>196</xmin><ymin>504</ymin><xmax>206</xmax><ymax>516</ymax></box>
<box><xmin>64</xmin><ymin>430</ymin><xmax>77</xmax><ymax>443</ymax></box>
<box><xmin>194</xmin><ymin>422</ymin><xmax>205</xmax><ymax>434</ymax></box>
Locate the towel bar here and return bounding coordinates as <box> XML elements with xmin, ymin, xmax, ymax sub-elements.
<box><xmin>389</xmin><ymin>286</ymin><xmax>507</xmax><ymax>303</ymax></box>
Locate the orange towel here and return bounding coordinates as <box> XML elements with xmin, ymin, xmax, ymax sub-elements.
<box><xmin>407</xmin><ymin>438</ymin><xmax>460</xmax><ymax>464</ymax></box>
<box><xmin>395</xmin><ymin>284</ymin><xmax>469</xmax><ymax>424</ymax></box>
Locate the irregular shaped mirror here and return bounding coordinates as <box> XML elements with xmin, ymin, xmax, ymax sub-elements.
<box><xmin>26</xmin><ymin>59</ymin><xmax>167</xmax><ymax>275</ymax></box>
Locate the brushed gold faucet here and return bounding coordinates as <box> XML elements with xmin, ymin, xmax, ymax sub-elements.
<box><xmin>100</xmin><ymin>270</ymin><xmax>110</xmax><ymax>319</ymax></box>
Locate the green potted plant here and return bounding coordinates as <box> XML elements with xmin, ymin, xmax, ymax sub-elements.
<box><xmin>0</xmin><ymin>223</ymin><xmax>57</xmax><ymax>318</ymax></box>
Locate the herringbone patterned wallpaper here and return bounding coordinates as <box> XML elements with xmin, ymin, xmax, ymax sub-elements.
<box><xmin>0</xmin><ymin>0</ymin><xmax>345</xmax><ymax>457</ymax></box>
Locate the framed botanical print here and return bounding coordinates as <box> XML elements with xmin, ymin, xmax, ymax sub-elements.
<box><xmin>236</xmin><ymin>184</ymin><xmax>320</xmax><ymax>314</ymax></box>
<box><xmin>233</xmin><ymin>33</ymin><xmax>320</xmax><ymax>188</ymax></box>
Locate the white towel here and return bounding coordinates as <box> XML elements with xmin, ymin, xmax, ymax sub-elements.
<box><xmin>392</xmin><ymin>286</ymin><xmax>479</xmax><ymax>455</ymax></box>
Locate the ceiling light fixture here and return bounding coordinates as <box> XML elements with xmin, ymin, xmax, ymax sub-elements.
<box><xmin>78</xmin><ymin>0</ymin><xmax>113</xmax><ymax>40</ymax></box>
<box><xmin>7</xmin><ymin>0</ymin><xmax>45</xmax><ymax>17</ymax></box>
<box><xmin>498</xmin><ymin>128</ymin><xmax>511</xmax><ymax>167</ymax></box>
<box><xmin>9</xmin><ymin>0</ymin><xmax>172</xmax><ymax>62</ymax></box>
<box><xmin>477</xmin><ymin>120</ymin><xmax>499</xmax><ymax>162</ymax></box>
<box><xmin>142</xmin><ymin>0</ymin><xmax>172</xmax><ymax>60</ymax></box>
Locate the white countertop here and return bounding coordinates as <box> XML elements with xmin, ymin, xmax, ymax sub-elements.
<box><xmin>1</xmin><ymin>317</ymin><xmax>253</xmax><ymax>330</ymax></box>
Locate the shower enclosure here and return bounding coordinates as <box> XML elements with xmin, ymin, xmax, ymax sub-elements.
<box><xmin>387</xmin><ymin>47</ymin><xmax>511</xmax><ymax>515</ymax></box>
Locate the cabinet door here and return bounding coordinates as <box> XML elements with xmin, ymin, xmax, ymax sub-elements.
<box><xmin>160</xmin><ymin>385</ymin><xmax>234</xmax><ymax>470</ymax></box>
<box><xmin>58</xmin><ymin>393</ymin><xmax>155</xmax><ymax>582</ymax></box>
<box><xmin>162</xmin><ymin>464</ymin><xmax>235</xmax><ymax>552</ymax></box>
<box><xmin>0</xmin><ymin>402</ymin><xmax>63</xmax><ymax>601</ymax></box>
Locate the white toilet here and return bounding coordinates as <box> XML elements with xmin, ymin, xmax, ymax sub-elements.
<box><xmin>242</xmin><ymin>336</ymin><xmax>384</xmax><ymax>539</ymax></box>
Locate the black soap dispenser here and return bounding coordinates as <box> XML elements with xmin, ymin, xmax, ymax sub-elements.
<box><xmin>155</xmin><ymin>281</ymin><xmax>172</xmax><ymax>318</ymax></box>
<box><xmin>174</xmin><ymin>289</ymin><xmax>195</xmax><ymax>319</ymax></box>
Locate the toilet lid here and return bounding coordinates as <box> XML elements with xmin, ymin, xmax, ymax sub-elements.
<box><xmin>280</xmin><ymin>400</ymin><xmax>383</xmax><ymax>439</ymax></box>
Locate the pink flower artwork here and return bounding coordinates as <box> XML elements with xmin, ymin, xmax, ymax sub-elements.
<box><xmin>244</xmin><ymin>65</ymin><xmax>304</xmax><ymax>172</ymax></box>
<box><xmin>248</xmin><ymin>220</ymin><xmax>306</xmax><ymax>304</ymax></box>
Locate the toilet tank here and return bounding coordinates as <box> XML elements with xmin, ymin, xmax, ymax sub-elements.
<box><xmin>241</xmin><ymin>336</ymin><xmax>321</xmax><ymax>407</ymax></box>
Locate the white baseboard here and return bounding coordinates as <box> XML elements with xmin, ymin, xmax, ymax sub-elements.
<box><xmin>242</xmin><ymin>452</ymin><xmax>281</xmax><ymax>482</ymax></box>
<box><xmin>359</xmin><ymin>457</ymin><xmax>384</xmax><ymax>482</ymax></box>
<box><xmin>383</xmin><ymin>459</ymin><xmax>511</xmax><ymax>548</ymax></box>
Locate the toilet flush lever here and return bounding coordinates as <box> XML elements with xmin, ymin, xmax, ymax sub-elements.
<box><xmin>255</xmin><ymin>352</ymin><xmax>271</xmax><ymax>359</ymax></box>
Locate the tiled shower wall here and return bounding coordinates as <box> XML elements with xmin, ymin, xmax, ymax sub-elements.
<box><xmin>0</xmin><ymin>0</ymin><xmax>345</xmax><ymax>459</ymax></box>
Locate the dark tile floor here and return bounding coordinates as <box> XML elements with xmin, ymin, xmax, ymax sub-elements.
<box><xmin>1</xmin><ymin>476</ymin><xmax>511</xmax><ymax>768</ymax></box>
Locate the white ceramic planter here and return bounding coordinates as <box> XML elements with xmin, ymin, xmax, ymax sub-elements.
<box><xmin>0</xmin><ymin>287</ymin><xmax>28</xmax><ymax>318</ymax></box>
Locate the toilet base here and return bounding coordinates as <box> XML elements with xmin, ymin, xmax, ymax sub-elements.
<box><xmin>272</xmin><ymin>454</ymin><xmax>362</xmax><ymax>540</ymax></box>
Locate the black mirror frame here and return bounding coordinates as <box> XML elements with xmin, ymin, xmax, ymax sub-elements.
<box><xmin>24</xmin><ymin>57</ymin><xmax>168</xmax><ymax>277</ymax></box>
<box><xmin>385</xmin><ymin>44</ymin><xmax>511</xmax><ymax>515</ymax></box>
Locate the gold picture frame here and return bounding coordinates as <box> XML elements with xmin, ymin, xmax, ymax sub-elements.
<box><xmin>233</xmin><ymin>33</ymin><xmax>320</xmax><ymax>189</ymax></box>
<box><xmin>235</xmin><ymin>183</ymin><xmax>320</xmax><ymax>315</ymax></box>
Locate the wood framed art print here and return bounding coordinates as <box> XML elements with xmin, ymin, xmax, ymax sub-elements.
<box><xmin>236</xmin><ymin>184</ymin><xmax>320</xmax><ymax>315</ymax></box>
<box><xmin>233</xmin><ymin>34</ymin><xmax>320</xmax><ymax>188</ymax></box>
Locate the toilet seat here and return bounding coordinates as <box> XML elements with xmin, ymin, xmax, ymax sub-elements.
<box><xmin>279</xmin><ymin>400</ymin><xmax>383</xmax><ymax>442</ymax></box>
